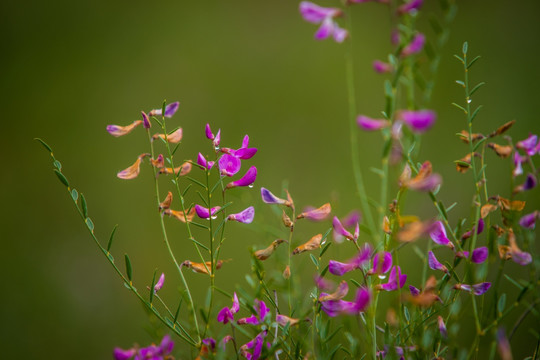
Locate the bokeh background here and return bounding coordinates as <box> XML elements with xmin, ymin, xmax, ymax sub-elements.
<box><xmin>2</xmin><ymin>0</ymin><xmax>540</xmax><ymax>358</ymax></box>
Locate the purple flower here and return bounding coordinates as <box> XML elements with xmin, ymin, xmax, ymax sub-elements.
<box><xmin>299</xmin><ymin>2</ymin><xmax>348</xmax><ymax>43</ymax></box>
<box><xmin>437</xmin><ymin>316</ymin><xmax>448</xmax><ymax>338</ymax></box>
<box><xmin>217</xmin><ymin>292</ymin><xmax>240</xmax><ymax>324</ymax></box>
<box><xmin>514</xmin><ymin>173</ymin><xmax>538</xmax><ymax>193</ymax></box>
<box><xmin>228</xmin><ymin>206</ymin><xmax>255</xmax><ymax>224</ymax></box>
<box><xmin>397</xmin><ymin>0</ymin><xmax>423</xmax><ymax>14</ymax></box>
<box><xmin>154</xmin><ymin>272</ymin><xmax>165</xmax><ymax>293</ymax></box>
<box><xmin>219</xmin><ymin>154</ymin><xmax>241</xmax><ymax>176</ymax></box>
<box><xmin>314</xmin><ymin>275</ymin><xmax>335</xmax><ymax>291</ymax></box>
<box><xmin>513</xmin><ymin>152</ymin><xmax>525</xmax><ymax>177</ymax></box>
<box><xmin>471</xmin><ymin>246</ymin><xmax>488</xmax><ymax>263</ymax></box>
<box><xmin>455</xmin><ymin>282</ymin><xmax>491</xmax><ymax>295</ymax></box>
<box><xmin>332</xmin><ymin>211</ymin><xmax>361</xmax><ymax>243</ymax></box>
<box><xmin>260</xmin><ymin>187</ymin><xmax>289</xmax><ymax>205</ymax></box>
<box><xmin>519</xmin><ymin>211</ymin><xmax>539</xmax><ymax>229</ymax></box>
<box><xmin>332</xmin><ymin>216</ymin><xmax>355</xmax><ymax>241</ymax></box>
<box><xmin>107</xmin><ymin>120</ymin><xmax>143</xmax><ymax>137</ymax></box>
<box><xmin>377</xmin><ymin>266</ymin><xmax>407</xmax><ymax>291</ymax></box>
<box><xmin>409</xmin><ymin>285</ymin><xmax>421</xmax><ymax>296</ymax></box>
<box><xmin>320</xmin><ymin>287</ymin><xmax>371</xmax><ymax>317</ymax></box>
<box><xmin>205</xmin><ymin>123</ymin><xmax>221</xmax><ymax>148</ymax></box>
<box><xmin>141</xmin><ymin>111</ymin><xmax>151</xmax><ymax>129</ymax></box>
<box><xmin>357</xmin><ymin>115</ymin><xmax>391</xmax><ymax>131</ymax></box>
<box><xmin>516</xmin><ymin>134</ymin><xmax>538</xmax><ymax>156</ymax></box>
<box><xmin>227</xmin><ymin>166</ymin><xmax>257</xmax><ymax>189</ymax></box>
<box><xmin>429</xmin><ymin>221</ymin><xmax>454</xmax><ymax>249</ymax></box>
<box><xmin>113</xmin><ymin>348</ymin><xmax>136</xmax><ymax>360</ymax></box>
<box><xmin>368</xmin><ymin>252</ymin><xmax>392</xmax><ymax>275</ymax></box>
<box><xmin>401</xmin><ymin>33</ymin><xmax>425</xmax><ymax>57</ymax></box>
<box><xmin>229</xmin><ymin>135</ymin><xmax>258</xmax><ymax>160</ymax></box>
<box><xmin>428</xmin><ymin>251</ymin><xmax>448</xmax><ymax>273</ymax></box>
<box><xmin>148</xmin><ymin>102</ymin><xmax>180</xmax><ymax>118</ymax></box>
<box><xmin>240</xmin><ymin>331</ymin><xmax>267</xmax><ymax>360</ymax></box>
<box><xmin>238</xmin><ymin>299</ymin><xmax>269</xmax><ymax>326</ymax></box>
<box><xmin>398</xmin><ymin>109</ymin><xmax>436</xmax><ymax>133</ymax></box>
<box><xmin>461</xmin><ymin>219</ymin><xmax>485</xmax><ymax>240</ymax></box>
<box><xmin>372</xmin><ymin>60</ymin><xmax>393</xmax><ymax>74</ymax></box>
<box><xmin>197</xmin><ymin>153</ymin><xmax>215</xmax><ymax>170</ymax></box>
<box><xmin>297</xmin><ymin>203</ymin><xmax>331</xmax><ymax>221</ymax></box>
<box><xmin>113</xmin><ymin>335</ymin><xmax>174</xmax><ymax>360</ymax></box>
<box><xmin>329</xmin><ymin>244</ymin><xmax>371</xmax><ymax>276</ymax></box>
<box><xmin>195</xmin><ymin>204</ymin><xmax>220</xmax><ymax>219</ymax></box>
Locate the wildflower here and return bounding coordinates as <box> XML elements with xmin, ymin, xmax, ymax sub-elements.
<box><xmin>455</xmin><ymin>152</ymin><xmax>480</xmax><ymax>173</ymax></box>
<box><xmin>498</xmin><ymin>229</ymin><xmax>532</xmax><ymax>265</ymax></box>
<box><xmin>376</xmin><ymin>266</ymin><xmax>407</xmax><ymax>291</ymax></box>
<box><xmin>158</xmin><ymin>192</ymin><xmax>173</xmax><ymax>211</ymax></box>
<box><xmin>158</xmin><ymin>161</ymin><xmax>192</xmax><ymax>176</ymax></box>
<box><xmin>106</xmin><ymin>120</ymin><xmax>143</xmax><ymax>137</ymax></box>
<box><xmin>197</xmin><ymin>152</ymin><xmax>215</xmax><ymax>170</ymax></box>
<box><xmin>372</xmin><ymin>60</ymin><xmax>393</xmax><ymax>74</ymax></box>
<box><xmin>401</xmin><ymin>33</ymin><xmax>425</xmax><ymax>57</ymax></box>
<box><xmin>117</xmin><ymin>153</ymin><xmax>150</xmax><ymax>179</ymax></box>
<box><xmin>205</xmin><ymin>123</ymin><xmax>221</xmax><ymax>148</ymax></box>
<box><xmin>456</xmin><ymin>246</ymin><xmax>489</xmax><ymax>263</ymax></box>
<box><xmin>516</xmin><ymin>134</ymin><xmax>538</xmax><ymax>156</ymax></box>
<box><xmin>150</xmin><ymin>154</ymin><xmax>164</xmax><ymax>169</ymax></box>
<box><xmin>429</xmin><ymin>221</ymin><xmax>454</xmax><ymax>249</ymax></box>
<box><xmin>397</xmin><ymin>220</ymin><xmax>432</xmax><ymax>242</ymax></box>
<box><xmin>513</xmin><ymin>152</ymin><xmax>525</xmax><ymax>176</ymax></box>
<box><xmin>182</xmin><ymin>260</ymin><xmax>225</xmax><ymax>275</ymax></box>
<box><xmin>228</xmin><ymin>206</ymin><xmax>255</xmax><ymax>224</ymax></box>
<box><xmin>220</xmin><ymin>335</ymin><xmax>235</xmax><ymax>350</ymax></box>
<box><xmin>398</xmin><ymin>109</ymin><xmax>436</xmax><ymax>133</ymax></box>
<box><xmin>397</xmin><ymin>0</ymin><xmax>423</xmax><ymax>14</ymax></box>
<box><xmin>437</xmin><ymin>316</ymin><xmax>448</xmax><ymax>338</ymax></box>
<box><xmin>152</xmin><ymin>128</ymin><xmax>183</xmax><ymax>143</ymax></box>
<box><xmin>238</xmin><ymin>299</ymin><xmax>270</xmax><ymax>325</ymax></box>
<box><xmin>293</xmin><ymin>233</ymin><xmax>323</xmax><ymax>254</ymax></box>
<box><xmin>400</xmin><ymin>161</ymin><xmax>442</xmax><ymax>192</ymax></box>
<box><xmin>276</xmin><ymin>314</ymin><xmax>302</xmax><ymax>327</ymax></box>
<box><xmin>226</xmin><ymin>135</ymin><xmax>258</xmax><ymax>160</ymax></box>
<box><xmin>196</xmin><ymin>338</ymin><xmax>217</xmax><ymax>360</ymax></box>
<box><xmin>428</xmin><ymin>251</ymin><xmax>448</xmax><ymax>273</ymax></box>
<box><xmin>367</xmin><ymin>251</ymin><xmax>392</xmax><ymax>275</ymax></box>
<box><xmin>519</xmin><ymin>211</ymin><xmax>539</xmax><ymax>229</ymax></box>
<box><xmin>454</xmin><ymin>282</ymin><xmax>491</xmax><ymax>295</ymax></box>
<box><xmin>163</xmin><ymin>208</ymin><xmax>196</xmax><ymax>223</ymax></box>
<box><xmin>148</xmin><ymin>101</ymin><xmax>180</xmax><ymax>118</ymax></box>
<box><xmin>332</xmin><ymin>211</ymin><xmax>361</xmax><ymax>242</ymax></box>
<box><xmin>314</xmin><ymin>275</ymin><xmax>335</xmax><ymax>291</ymax></box>
<box><xmin>195</xmin><ymin>204</ymin><xmax>221</xmax><ymax>219</ymax></box>
<box><xmin>227</xmin><ymin>166</ymin><xmax>257</xmax><ymax>189</ymax></box>
<box><xmin>481</xmin><ymin>203</ymin><xmax>498</xmax><ymax>218</ymax></box>
<box><xmin>461</xmin><ymin>218</ymin><xmax>485</xmax><ymax>240</ymax></box>
<box><xmin>513</xmin><ymin>173</ymin><xmax>537</xmax><ymax>193</ymax></box>
<box><xmin>240</xmin><ymin>331</ymin><xmax>267</xmax><ymax>360</ymax></box>
<box><xmin>282</xmin><ymin>211</ymin><xmax>294</xmax><ymax>228</ymax></box>
<box><xmin>318</xmin><ymin>280</ymin><xmax>349</xmax><ymax>302</ymax></box>
<box><xmin>113</xmin><ymin>335</ymin><xmax>174</xmax><ymax>360</ymax></box>
<box><xmin>297</xmin><ymin>203</ymin><xmax>331</xmax><ymax>221</ymax></box>
<box><xmin>357</xmin><ymin>115</ymin><xmax>391</xmax><ymax>131</ymax></box>
<box><xmin>299</xmin><ymin>2</ymin><xmax>348</xmax><ymax>43</ymax></box>
<box><xmin>141</xmin><ymin>111</ymin><xmax>151</xmax><ymax>129</ymax></box>
<box><xmin>217</xmin><ymin>292</ymin><xmax>240</xmax><ymax>324</ymax></box>
<box><xmin>154</xmin><ymin>273</ymin><xmax>165</xmax><ymax>293</ymax></box>
<box><xmin>320</xmin><ymin>287</ymin><xmax>371</xmax><ymax>317</ymax></box>
<box><xmin>219</xmin><ymin>154</ymin><xmax>241</xmax><ymax>176</ymax></box>
<box><xmin>261</xmin><ymin>187</ymin><xmax>292</xmax><ymax>206</ymax></box>
<box><xmin>332</xmin><ymin>216</ymin><xmax>359</xmax><ymax>241</ymax></box>
<box><xmin>254</xmin><ymin>239</ymin><xmax>286</xmax><ymax>260</ymax></box>
<box><xmin>408</xmin><ymin>276</ymin><xmax>442</xmax><ymax>307</ymax></box>
<box><xmin>488</xmin><ymin>143</ymin><xmax>512</xmax><ymax>158</ymax></box>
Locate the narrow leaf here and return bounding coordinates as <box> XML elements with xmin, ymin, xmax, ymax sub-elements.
<box><xmin>470</xmin><ymin>82</ymin><xmax>486</xmax><ymax>96</ymax></box>
<box><xmin>54</xmin><ymin>170</ymin><xmax>69</xmax><ymax>188</ymax></box>
<box><xmin>451</xmin><ymin>103</ymin><xmax>467</xmax><ymax>114</ymax></box>
<box><xmin>172</xmin><ymin>143</ymin><xmax>181</xmax><ymax>156</ymax></box>
<box><xmin>453</xmin><ymin>54</ymin><xmax>465</xmax><ymax>64</ymax></box>
<box><xmin>182</xmin><ymin>183</ymin><xmax>192</xmax><ymax>197</ymax></box>
<box><xmin>85</xmin><ymin>217</ymin><xmax>94</xmax><ymax>232</ymax></box>
<box><xmin>173</xmin><ymin>299</ymin><xmax>183</xmax><ymax>323</ymax></box>
<box><xmin>81</xmin><ymin>193</ymin><xmax>88</xmax><ymax>218</ymax></box>
<box><xmin>53</xmin><ymin>160</ymin><xmax>62</xmax><ymax>171</ymax></box>
<box><xmin>470</xmin><ymin>105</ymin><xmax>483</xmax><ymax>122</ymax></box>
<box><xmin>498</xmin><ymin>293</ymin><xmax>506</xmax><ymax>313</ymax></box>
<box><xmin>350</xmin><ymin>279</ymin><xmax>362</xmax><ymax>288</ymax></box>
<box><xmin>186</xmin><ymin>176</ymin><xmax>206</xmax><ymax>189</ymax></box>
<box><xmin>403</xmin><ymin>306</ymin><xmax>410</xmax><ymax>323</ymax></box>
<box><xmin>189</xmin><ymin>237</ymin><xmax>210</xmax><ymax>252</ymax></box>
<box><xmin>309</xmin><ymin>254</ymin><xmax>319</xmax><ymax>268</ymax></box>
<box><xmin>150</xmin><ymin>269</ymin><xmax>157</xmax><ymax>303</ymax></box>
<box><xmin>107</xmin><ymin>224</ymin><xmax>118</xmax><ymax>252</ymax></box>
<box><xmin>467</xmin><ymin>55</ymin><xmax>481</xmax><ymax>69</ymax></box>
<box><xmin>125</xmin><ymin>254</ymin><xmax>133</xmax><ymax>281</ymax></box>
<box><xmin>320</xmin><ymin>242</ymin><xmax>332</xmax><ymax>258</ymax></box>
<box><xmin>462</xmin><ymin>42</ymin><xmax>468</xmax><ymax>55</ymax></box>
<box><xmin>34</xmin><ymin>138</ymin><xmax>53</xmax><ymax>153</ymax></box>
<box><xmin>455</xmin><ymin>80</ymin><xmax>465</xmax><ymax>87</ymax></box>
<box><xmin>71</xmin><ymin>189</ymin><xmax>79</xmax><ymax>202</ymax></box>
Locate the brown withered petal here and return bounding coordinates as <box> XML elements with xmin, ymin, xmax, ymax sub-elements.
<box><xmin>497</xmin><ymin>197</ymin><xmax>526</xmax><ymax>211</ymax></box>
<box><xmin>487</xmin><ymin>143</ymin><xmax>512</xmax><ymax>158</ymax></box>
<box><xmin>182</xmin><ymin>260</ymin><xmax>225</xmax><ymax>275</ymax></box>
<box><xmin>117</xmin><ymin>153</ymin><xmax>150</xmax><ymax>179</ymax></box>
<box><xmin>150</xmin><ymin>156</ymin><xmax>165</xmax><ymax>169</ymax></box>
<box><xmin>399</xmin><ymin>164</ymin><xmax>412</xmax><ymax>187</ymax></box>
<box><xmin>152</xmin><ymin>128</ymin><xmax>183</xmax><ymax>143</ymax></box>
<box><xmin>492</xmin><ymin>224</ymin><xmax>506</xmax><ymax>237</ymax></box>
<box><xmin>318</xmin><ymin>280</ymin><xmax>348</xmax><ymax>302</ymax></box>
<box><xmin>407</xmin><ymin>276</ymin><xmax>441</xmax><ymax>307</ymax></box>
<box><xmin>481</xmin><ymin>203</ymin><xmax>498</xmax><ymax>218</ymax></box>
<box><xmin>282</xmin><ymin>211</ymin><xmax>294</xmax><ymax>228</ymax></box>
<box><xmin>159</xmin><ymin>161</ymin><xmax>192</xmax><ymax>176</ymax></box>
<box><xmin>163</xmin><ymin>207</ymin><xmax>196</xmax><ymax>223</ymax></box>
<box><xmin>383</xmin><ymin>216</ymin><xmax>392</xmax><ymax>234</ymax></box>
<box><xmin>286</xmin><ymin>190</ymin><xmax>295</xmax><ymax>211</ymax></box>
<box><xmin>386</xmin><ymin>308</ymin><xmax>399</xmax><ymax>328</ymax></box>
<box><xmin>498</xmin><ymin>245</ymin><xmax>512</xmax><ymax>260</ymax></box>
<box><xmin>297</xmin><ymin>203</ymin><xmax>331</xmax><ymax>221</ymax></box>
<box><xmin>455</xmin><ymin>153</ymin><xmax>480</xmax><ymax>173</ymax></box>
<box><xmin>159</xmin><ymin>191</ymin><xmax>173</xmax><ymax>210</ymax></box>
<box><xmin>283</xmin><ymin>265</ymin><xmax>291</xmax><ymax>279</ymax></box>
<box><xmin>489</xmin><ymin>120</ymin><xmax>515</xmax><ymax>137</ymax></box>
<box><xmin>254</xmin><ymin>239</ymin><xmax>286</xmax><ymax>260</ymax></box>
<box><xmin>424</xmin><ymin>275</ymin><xmax>438</xmax><ymax>292</ymax></box>
<box><xmin>389</xmin><ymin>200</ymin><xmax>398</xmax><ymax>213</ymax></box>
<box><xmin>276</xmin><ymin>315</ymin><xmax>302</xmax><ymax>327</ymax></box>
<box><xmin>458</xmin><ymin>130</ymin><xmax>485</xmax><ymax>144</ymax></box>
<box><xmin>293</xmin><ymin>234</ymin><xmax>323</xmax><ymax>254</ymax></box>
<box><xmin>397</xmin><ymin>220</ymin><xmax>432</xmax><ymax>242</ymax></box>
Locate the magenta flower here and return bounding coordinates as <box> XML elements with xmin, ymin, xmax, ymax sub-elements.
<box><xmin>217</xmin><ymin>292</ymin><xmax>240</xmax><ymax>324</ymax></box>
<box><xmin>238</xmin><ymin>299</ymin><xmax>269</xmax><ymax>325</ymax></box>
<box><xmin>219</xmin><ymin>154</ymin><xmax>241</xmax><ymax>176</ymax></box>
<box><xmin>154</xmin><ymin>272</ymin><xmax>165</xmax><ymax>293</ymax></box>
<box><xmin>320</xmin><ymin>287</ymin><xmax>371</xmax><ymax>317</ymax></box>
<box><xmin>454</xmin><ymin>282</ymin><xmax>491</xmax><ymax>295</ymax></box>
<box><xmin>514</xmin><ymin>173</ymin><xmax>538</xmax><ymax>193</ymax></box>
<box><xmin>332</xmin><ymin>211</ymin><xmax>361</xmax><ymax>242</ymax></box>
<box><xmin>113</xmin><ymin>335</ymin><xmax>174</xmax><ymax>360</ymax></box>
<box><xmin>397</xmin><ymin>0</ymin><xmax>423</xmax><ymax>14</ymax></box>
<box><xmin>240</xmin><ymin>331</ymin><xmax>267</xmax><ymax>360</ymax></box>
<box><xmin>409</xmin><ymin>285</ymin><xmax>421</xmax><ymax>296</ymax></box>
<box><xmin>148</xmin><ymin>102</ymin><xmax>180</xmax><ymax>118</ymax></box>
<box><xmin>141</xmin><ymin>111</ymin><xmax>151</xmax><ymax>129</ymax></box>
<box><xmin>314</xmin><ymin>275</ymin><xmax>335</xmax><ymax>291</ymax></box>
<box><xmin>357</xmin><ymin>115</ymin><xmax>391</xmax><ymax>131</ymax></box>
<box><xmin>229</xmin><ymin>135</ymin><xmax>258</xmax><ymax>160</ymax></box>
<box><xmin>197</xmin><ymin>153</ymin><xmax>215</xmax><ymax>170</ymax></box>
<box><xmin>461</xmin><ymin>219</ymin><xmax>485</xmax><ymax>240</ymax></box>
<box><xmin>437</xmin><ymin>316</ymin><xmax>448</xmax><ymax>338</ymax></box>
<box><xmin>227</xmin><ymin>166</ymin><xmax>257</xmax><ymax>189</ymax></box>
<box><xmin>195</xmin><ymin>204</ymin><xmax>221</xmax><ymax>219</ymax></box>
<box><xmin>402</xmin><ymin>33</ymin><xmax>425</xmax><ymax>57</ymax></box>
<box><xmin>398</xmin><ymin>109</ymin><xmax>436</xmax><ymax>133</ymax></box>
<box><xmin>205</xmin><ymin>123</ymin><xmax>221</xmax><ymax>148</ymax></box>
<box><xmin>329</xmin><ymin>244</ymin><xmax>372</xmax><ymax>276</ymax></box>
<box><xmin>471</xmin><ymin>246</ymin><xmax>488</xmax><ymax>263</ymax></box>
<box><xmin>376</xmin><ymin>266</ymin><xmax>407</xmax><ymax>291</ymax></box>
<box><xmin>368</xmin><ymin>252</ymin><xmax>393</xmax><ymax>275</ymax></box>
<box><xmin>113</xmin><ymin>348</ymin><xmax>136</xmax><ymax>360</ymax></box>
<box><xmin>228</xmin><ymin>206</ymin><xmax>255</xmax><ymax>224</ymax></box>
<box><xmin>428</xmin><ymin>251</ymin><xmax>448</xmax><ymax>273</ymax></box>
<box><xmin>429</xmin><ymin>221</ymin><xmax>454</xmax><ymax>249</ymax></box>
<box><xmin>516</xmin><ymin>134</ymin><xmax>538</xmax><ymax>156</ymax></box>
<box><xmin>519</xmin><ymin>211</ymin><xmax>539</xmax><ymax>229</ymax></box>
<box><xmin>373</xmin><ymin>60</ymin><xmax>393</xmax><ymax>74</ymax></box>
<box><xmin>299</xmin><ymin>2</ymin><xmax>348</xmax><ymax>43</ymax></box>
<box><xmin>261</xmin><ymin>187</ymin><xmax>289</xmax><ymax>205</ymax></box>
<box><xmin>332</xmin><ymin>216</ymin><xmax>357</xmax><ymax>241</ymax></box>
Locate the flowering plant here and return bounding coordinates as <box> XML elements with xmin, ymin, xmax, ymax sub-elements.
<box><xmin>37</xmin><ymin>1</ymin><xmax>539</xmax><ymax>359</ymax></box>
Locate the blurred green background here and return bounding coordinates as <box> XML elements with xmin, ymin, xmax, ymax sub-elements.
<box><xmin>2</xmin><ymin>0</ymin><xmax>540</xmax><ymax>358</ymax></box>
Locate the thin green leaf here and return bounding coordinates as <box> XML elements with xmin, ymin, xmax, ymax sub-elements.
<box><xmin>182</xmin><ymin>183</ymin><xmax>192</xmax><ymax>197</ymax></box>
<box><xmin>324</xmin><ymin>325</ymin><xmax>344</xmax><ymax>344</ymax></box>
<box><xmin>320</xmin><ymin>264</ymin><xmax>329</xmax><ymax>277</ymax></box>
<box><xmin>214</xmin><ymin>202</ymin><xmax>233</xmax><ymax>216</ymax></box>
<box><xmin>173</xmin><ymin>298</ymin><xmax>183</xmax><ymax>323</ymax></box>
<box><xmin>462</xmin><ymin>41</ymin><xmax>468</xmax><ymax>55</ymax></box>
<box><xmin>125</xmin><ymin>254</ymin><xmax>133</xmax><ymax>281</ymax></box>
<box><xmin>350</xmin><ymin>279</ymin><xmax>362</xmax><ymax>288</ymax></box>
<box><xmin>107</xmin><ymin>224</ymin><xmax>118</xmax><ymax>252</ymax></box>
<box><xmin>370</xmin><ymin>167</ymin><xmax>385</xmax><ymax>177</ymax></box>
<box><xmin>470</xmin><ymin>82</ymin><xmax>486</xmax><ymax>96</ymax></box>
<box><xmin>196</xmin><ymin>191</ymin><xmax>208</xmax><ymax>207</ymax></box>
<box><xmin>189</xmin><ymin>237</ymin><xmax>210</xmax><ymax>252</ymax></box>
<box><xmin>71</xmin><ymin>188</ymin><xmax>78</xmax><ymax>202</ymax></box>
<box><xmin>472</xmin><ymin>137</ymin><xmax>488</xmax><ymax>152</ymax></box>
<box><xmin>403</xmin><ymin>306</ymin><xmax>410</xmax><ymax>323</ymax></box>
<box><xmin>454</xmin><ymin>160</ymin><xmax>471</xmax><ymax>168</ymax></box>
<box><xmin>189</xmin><ymin>221</ymin><xmax>209</xmax><ymax>230</ymax></box>
<box><xmin>455</xmin><ymin>80</ymin><xmax>465</xmax><ymax>87</ymax></box>
<box><xmin>150</xmin><ymin>269</ymin><xmax>157</xmax><ymax>304</ymax></box>
<box><xmin>151</xmin><ymin>116</ymin><xmax>163</xmax><ymax>127</ymax></box>
<box><xmin>453</xmin><ymin>54</ymin><xmax>465</xmax><ymax>64</ymax></box>
<box><xmin>54</xmin><ymin>170</ymin><xmax>69</xmax><ymax>188</ymax></box>
<box><xmin>320</xmin><ymin>242</ymin><xmax>332</xmax><ymax>258</ymax></box>
<box><xmin>452</xmin><ymin>102</ymin><xmax>467</xmax><ymax>114</ymax></box>
<box><xmin>172</xmin><ymin>143</ymin><xmax>182</xmax><ymax>156</ymax></box>
<box><xmin>214</xmin><ymin>286</ymin><xmax>232</xmax><ymax>298</ymax></box>
<box><xmin>445</xmin><ymin>202</ymin><xmax>458</xmax><ymax>213</ymax></box>
<box><xmin>309</xmin><ymin>254</ymin><xmax>319</xmax><ymax>268</ymax></box>
<box><xmin>210</xmin><ymin>179</ymin><xmax>223</xmax><ymax>194</ymax></box>
<box><xmin>81</xmin><ymin>193</ymin><xmax>88</xmax><ymax>218</ymax></box>
<box><xmin>161</xmin><ymin>100</ymin><xmax>167</xmax><ymax>119</ymax></box>
<box><xmin>467</xmin><ymin>55</ymin><xmax>481</xmax><ymax>69</ymax></box>
<box><xmin>498</xmin><ymin>293</ymin><xmax>507</xmax><ymax>314</ymax></box>
<box><xmin>384</xmin><ymin>80</ymin><xmax>393</xmax><ymax>98</ymax></box>
<box><xmin>34</xmin><ymin>138</ymin><xmax>53</xmax><ymax>153</ymax></box>
<box><xmin>185</xmin><ymin>176</ymin><xmax>206</xmax><ymax>189</ymax></box>
<box><xmin>53</xmin><ymin>160</ymin><xmax>62</xmax><ymax>171</ymax></box>
<box><xmin>470</xmin><ymin>105</ymin><xmax>483</xmax><ymax>122</ymax></box>
<box><xmin>85</xmin><ymin>217</ymin><xmax>94</xmax><ymax>232</ymax></box>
